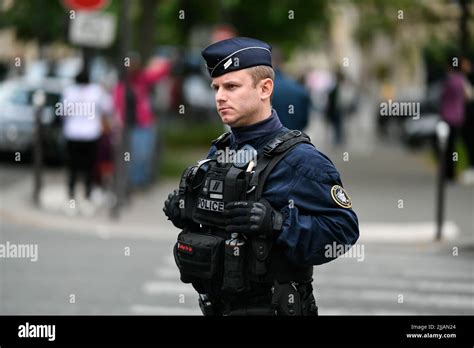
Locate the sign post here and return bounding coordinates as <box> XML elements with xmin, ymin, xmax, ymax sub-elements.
<box><xmin>32</xmin><ymin>90</ymin><xmax>46</xmax><ymax>207</ymax></box>
<box><xmin>435</xmin><ymin>121</ymin><xmax>450</xmax><ymax>241</ymax></box>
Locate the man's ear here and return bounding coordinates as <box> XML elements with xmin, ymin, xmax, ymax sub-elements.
<box><xmin>259</xmin><ymin>78</ymin><xmax>274</xmax><ymax>101</ymax></box>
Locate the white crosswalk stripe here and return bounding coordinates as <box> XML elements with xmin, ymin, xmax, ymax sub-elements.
<box><xmin>317</xmin><ymin>288</ymin><xmax>473</xmax><ymax>310</ymax></box>
<box><xmin>142</xmin><ymin>280</ymin><xmax>195</xmax><ymax>295</ymax></box>
<box><xmin>130</xmin><ymin>304</ymin><xmax>201</xmax><ymax>315</ymax></box>
<box><xmin>316</xmin><ymin>275</ymin><xmax>474</xmax><ymax>294</ymax></box>
<box><xmin>400</xmin><ymin>268</ymin><xmax>474</xmax><ymax>281</ymax></box>
<box><xmin>319</xmin><ymin>308</ymin><xmax>419</xmax><ymax>315</ymax></box>
<box><xmin>154</xmin><ymin>267</ymin><xmax>178</xmax><ymax>279</ymax></box>
<box><xmin>132</xmin><ymin>245</ymin><xmax>474</xmax><ymax>315</ymax></box>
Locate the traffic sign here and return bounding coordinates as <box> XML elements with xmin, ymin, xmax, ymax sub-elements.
<box><xmin>63</xmin><ymin>0</ymin><xmax>110</xmax><ymax>11</ymax></box>
<box><xmin>69</xmin><ymin>11</ymin><xmax>116</xmax><ymax>48</ymax></box>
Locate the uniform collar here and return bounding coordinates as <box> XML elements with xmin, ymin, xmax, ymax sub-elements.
<box><xmin>230</xmin><ymin>109</ymin><xmax>283</xmax><ymax>146</ymax></box>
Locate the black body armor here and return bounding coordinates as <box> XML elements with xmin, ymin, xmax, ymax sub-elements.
<box><xmin>173</xmin><ymin>130</ymin><xmax>318</xmax><ymax>315</ymax></box>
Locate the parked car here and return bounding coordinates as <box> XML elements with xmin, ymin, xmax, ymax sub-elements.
<box><xmin>401</xmin><ymin>82</ymin><xmax>443</xmax><ymax>150</ymax></box>
<box><xmin>0</xmin><ymin>77</ymin><xmax>73</xmax><ymax>164</ymax></box>
<box><xmin>375</xmin><ymin>83</ymin><xmax>443</xmax><ymax>150</ymax></box>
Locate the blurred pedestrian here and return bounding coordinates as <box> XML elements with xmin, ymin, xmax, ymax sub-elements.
<box><xmin>112</xmin><ymin>53</ymin><xmax>171</xmax><ymax>190</ymax></box>
<box><xmin>325</xmin><ymin>69</ymin><xmax>345</xmax><ymax>146</ymax></box>
<box><xmin>0</xmin><ymin>62</ymin><xmax>8</xmax><ymax>81</ymax></box>
<box><xmin>459</xmin><ymin>56</ymin><xmax>474</xmax><ymax>184</ymax></box>
<box><xmin>61</xmin><ymin>68</ymin><xmax>113</xmax><ymax>214</ymax></box>
<box><xmin>93</xmin><ymin>109</ymin><xmax>115</xmax><ymax>197</ymax></box>
<box><xmin>210</xmin><ymin>24</ymin><xmax>237</xmax><ymax>44</ymax></box>
<box><xmin>271</xmin><ymin>47</ymin><xmax>311</xmax><ymax>131</ymax></box>
<box><xmin>440</xmin><ymin>58</ymin><xmax>470</xmax><ymax>181</ymax></box>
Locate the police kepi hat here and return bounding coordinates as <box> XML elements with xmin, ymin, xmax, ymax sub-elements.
<box><xmin>201</xmin><ymin>37</ymin><xmax>272</xmax><ymax>78</ymax></box>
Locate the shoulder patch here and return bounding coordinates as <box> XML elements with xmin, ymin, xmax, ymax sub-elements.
<box><xmin>330</xmin><ymin>185</ymin><xmax>352</xmax><ymax>208</ymax></box>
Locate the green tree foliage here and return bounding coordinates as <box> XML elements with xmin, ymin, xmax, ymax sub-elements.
<box><xmin>352</xmin><ymin>0</ymin><xmax>433</xmax><ymax>47</ymax></box>
<box><xmin>1</xmin><ymin>0</ymin><xmax>330</xmax><ymax>54</ymax></box>
<box><xmin>216</xmin><ymin>0</ymin><xmax>329</xmax><ymax>50</ymax></box>
<box><xmin>0</xmin><ymin>0</ymin><xmax>67</xmax><ymax>44</ymax></box>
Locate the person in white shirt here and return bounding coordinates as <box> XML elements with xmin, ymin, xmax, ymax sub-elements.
<box><xmin>60</xmin><ymin>69</ymin><xmax>112</xmax><ymax>201</ymax></box>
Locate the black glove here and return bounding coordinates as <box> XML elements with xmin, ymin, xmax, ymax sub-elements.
<box><xmin>223</xmin><ymin>199</ymin><xmax>283</xmax><ymax>237</ymax></box>
<box><xmin>163</xmin><ymin>189</ymin><xmax>187</xmax><ymax>229</ymax></box>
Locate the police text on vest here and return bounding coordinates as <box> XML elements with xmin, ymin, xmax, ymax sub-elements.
<box><xmin>198</xmin><ymin>198</ymin><xmax>224</xmax><ymax>212</ymax></box>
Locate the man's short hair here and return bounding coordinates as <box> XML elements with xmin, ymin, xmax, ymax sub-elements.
<box><xmin>247</xmin><ymin>65</ymin><xmax>275</xmax><ymax>86</ymax></box>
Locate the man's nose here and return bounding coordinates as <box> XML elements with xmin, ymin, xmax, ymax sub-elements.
<box><xmin>215</xmin><ymin>87</ymin><xmax>227</xmax><ymax>103</ymax></box>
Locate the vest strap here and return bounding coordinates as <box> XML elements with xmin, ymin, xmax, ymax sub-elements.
<box><xmin>249</xmin><ymin>130</ymin><xmax>312</xmax><ymax>201</ymax></box>
<box><xmin>212</xmin><ymin>131</ymin><xmax>232</xmax><ymax>150</ymax></box>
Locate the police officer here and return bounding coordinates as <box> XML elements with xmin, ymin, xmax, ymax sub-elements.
<box><xmin>163</xmin><ymin>37</ymin><xmax>359</xmax><ymax>316</ymax></box>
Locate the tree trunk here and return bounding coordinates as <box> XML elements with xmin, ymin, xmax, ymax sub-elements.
<box><xmin>139</xmin><ymin>0</ymin><xmax>159</xmax><ymax>63</ymax></box>
<box><xmin>459</xmin><ymin>0</ymin><xmax>470</xmax><ymax>56</ymax></box>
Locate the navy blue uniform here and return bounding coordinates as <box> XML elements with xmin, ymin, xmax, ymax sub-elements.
<box><xmin>208</xmin><ymin>110</ymin><xmax>359</xmax><ymax>267</ymax></box>
<box><xmin>166</xmin><ymin>37</ymin><xmax>360</xmax><ymax>315</ymax></box>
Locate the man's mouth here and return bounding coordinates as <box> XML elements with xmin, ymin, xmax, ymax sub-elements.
<box><xmin>219</xmin><ymin>107</ymin><xmax>232</xmax><ymax>112</ymax></box>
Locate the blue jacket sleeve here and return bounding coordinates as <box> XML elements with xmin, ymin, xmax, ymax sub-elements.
<box><xmin>264</xmin><ymin>144</ymin><xmax>359</xmax><ymax>266</ymax></box>
<box><xmin>206</xmin><ymin>145</ymin><xmax>217</xmax><ymax>159</ymax></box>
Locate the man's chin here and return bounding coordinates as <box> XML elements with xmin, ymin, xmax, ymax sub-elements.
<box><xmin>220</xmin><ymin>114</ymin><xmax>237</xmax><ymax>126</ymax></box>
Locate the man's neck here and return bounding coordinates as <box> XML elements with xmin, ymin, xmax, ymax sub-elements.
<box><xmin>230</xmin><ymin>108</ymin><xmax>283</xmax><ymax>145</ymax></box>
<box><xmin>247</xmin><ymin>104</ymin><xmax>272</xmax><ymax>126</ymax></box>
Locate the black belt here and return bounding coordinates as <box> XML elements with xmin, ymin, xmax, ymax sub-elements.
<box><xmin>209</xmin><ymin>292</ymin><xmax>273</xmax><ymax>316</ymax></box>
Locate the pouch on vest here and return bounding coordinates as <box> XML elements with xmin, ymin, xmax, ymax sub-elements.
<box><xmin>222</xmin><ymin>233</ymin><xmax>249</xmax><ymax>294</ymax></box>
<box><xmin>173</xmin><ymin>230</ymin><xmax>225</xmax><ymax>283</ymax></box>
<box><xmin>179</xmin><ymin>159</ymin><xmax>214</xmax><ymax>221</ymax></box>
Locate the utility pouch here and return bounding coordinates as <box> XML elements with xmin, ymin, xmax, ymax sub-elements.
<box><xmin>271</xmin><ymin>281</ymin><xmax>302</xmax><ymax>316</ymax></box>
<box><xmin>173</xmin><ymin>230</ymin><xmax>224</xmax><ymax>283</ymax></box>
<box><xmin>247</xmin><ymin>237</ymin><xmax>272</xmax><ymax>284</ymax></box>
<box><xmin>222</xmin><ymin>235</ymin><xmax>248</xmax><ymax>293</ymax></box>
<box><xmin>198</xmin><ymin>294</ymin><xmax>214</xmax><ymax>316</ymax></box>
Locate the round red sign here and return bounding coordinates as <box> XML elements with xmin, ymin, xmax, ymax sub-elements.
<box><xmin>62</xmin><ymin>0</ymin><xmax>110</xmax><ymax>11</ymax></box>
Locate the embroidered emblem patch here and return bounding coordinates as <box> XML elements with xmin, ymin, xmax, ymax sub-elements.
<box><xmin>331</xmin><ymin>185</ymin><xmax>352</xmax><ymax>208</ymax></box>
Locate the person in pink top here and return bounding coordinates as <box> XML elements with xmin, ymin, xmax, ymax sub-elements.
<box><xmin>440</xmin><ymin>60</ymin><xmax>469</xmax><ymax>181</ymax></box>
<box><xmin>113</xmin><ymin>53</ymin><xmax>171</xmax><ymax>188</ymax></box>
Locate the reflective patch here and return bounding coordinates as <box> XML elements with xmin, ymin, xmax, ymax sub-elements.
<box><xmin>177</xmin><ymin>242</ymin><xmax>193</xmax><ymax>255</ymax></box>
<box><xmin>197</xmin><ymin>198</ymin><xmax>224</xmax><ymax>212</ymax></box>
<box><xmin>330</xmin><ymin>185</ymin><xmax>352</xmax><ymax>208</ymax></box>
<box><xmin>210</xmin><ymin>179</ymin><xmax>223</xmax><ymax>193</ymax></box>
<box><xmin>224</xmin><ymin>58</ymin><xmax>233</xmax><ymax>69</ymax></box>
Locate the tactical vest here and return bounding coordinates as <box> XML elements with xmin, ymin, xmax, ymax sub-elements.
<box><xmin>173</xmin><ymin>129</ymin><xmax>314</xmax><ymax>303</ymax></box>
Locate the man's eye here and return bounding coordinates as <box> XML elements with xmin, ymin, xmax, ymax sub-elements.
<box><xmin>228</xmin><ymin>85</ymin><xmax>237</xmax><ymax>90</ymax></box>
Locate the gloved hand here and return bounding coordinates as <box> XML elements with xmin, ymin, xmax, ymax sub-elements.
<box><xmin>223</xmin><ymin>199</ymin><xmax>283</xmax><ymax>237</ymax></box>
<box><xmin>163</xmin><ymin>189</ymin><xmax>187</xmax><ymax>229</ymax></box>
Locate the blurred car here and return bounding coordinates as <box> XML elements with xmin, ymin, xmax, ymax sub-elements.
<box><xmin>0</xmin><ymin>77</ymin><xmax>73</xmax><ymax>164</ymax></box>
<box><xmin>375</xmin><ymin>83</ymin><xmax>442</xmax><ymax>150</ymax></box>
<box><xmin>401</xmin><ymin>82</ymin><xmax>443</xmax><ymax>150</ymax></box>
<box><xmin>402</xmin><ymin>112</ymin><xmax>440</xmax><ymax>149</ymax></box>
<box><xmin>168</xmin><ymin>49</ymin><xmax>218</xmax><ymax>122</ymax></box>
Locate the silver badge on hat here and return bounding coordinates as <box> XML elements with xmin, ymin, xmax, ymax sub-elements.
<box><xmin>224</xmin><ymin>58</ymin><xmax>233</xmax><ymax>70</ymax></box>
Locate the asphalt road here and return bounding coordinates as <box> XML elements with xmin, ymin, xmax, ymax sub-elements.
<box><xmin>0</xmin><ymin>146</ymin><xmax>473</xmax><ymax>316</ymax></box>
<box><xmin>0</xmin><ymin>157</ymin><xmax>30</xmax><ymax>189</ymax></box>
<box><xmin>1</xmin><ymin>220</ymin><xmax>472</xmax><ymax>315</ymax></box>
